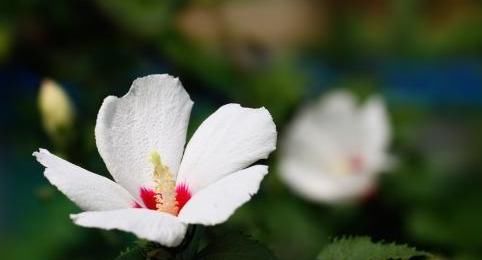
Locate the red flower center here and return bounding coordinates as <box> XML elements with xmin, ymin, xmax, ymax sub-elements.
<box><xmin>175</xmin><ymin>183</ymin><xmax>192</xmax><ymax>210</ymax></box>
<box><xmin>134</xmin><ymin>184</ymin><xmax>192</xmax><ymax>215</ymax></box>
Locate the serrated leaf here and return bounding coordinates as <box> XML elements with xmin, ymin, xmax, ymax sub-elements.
<box><xmin>197</xmin><ymin>232</ymin><xmax>277</xmax><ymax>260</ymax></box>
<box><xmin>317</xmin><ymin>236</ymin><xmax>429</xmax><ymax>260</ymax></box>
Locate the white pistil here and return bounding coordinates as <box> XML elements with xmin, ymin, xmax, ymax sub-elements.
<box><xmin>150</xmin><ymin>152</ymin><xmax>179</xmax><ymax>215</ymax></box>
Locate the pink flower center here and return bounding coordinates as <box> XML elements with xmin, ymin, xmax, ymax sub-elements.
<box><xmin>349</xmin><ymin>155</ymin><xmax>364</xmax><ymax>173</ymax></box>
<box><xmin>133</xmin><ymin>184</ymin><xmax>192</xmax><ymax>215</ymax></box>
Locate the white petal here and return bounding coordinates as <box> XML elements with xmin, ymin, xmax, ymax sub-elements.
<box><xmin>95</xmin><ymin>74</ymin><xmax>193</xmax><ymax>199</ymax></box>
<box><xmin>359</xmin><ymin>96</ymin><xmax>391</xmax><ymax>169</ymax></box>
<box><xmin>289</xmin><ymin>90</ymin><xmax>360</xmax><ymax>155</ymax></box>
<box><xmin>316</xmin><ymin>90</ymin><xmax>356</xmax><ymax>119</ymax></box>
<box><xmin>33</xmin><ymin>148</ymin><xmax>135</xmax><ymax>211</ymax></box>
<box><xmin>280</xmin><ymin>158</ymin><xmax>374</xmax><ymax>204</ymax></box>
<box><xmin>282</xmin><ymin>105</ymin><xmax>342</xmax><ymax>171</ymax></box>
<box><xmin>178</xmin><ymin>165</ymin><xmax>268</xmax><ymax>225</ymax></box>
<box><xmin>71</xmin><ymin>208</ymin><xmax>187</xmax><ymax>247</ymax></box>
<box><xmin>281</xmin><ymin>95</ymin><xmax>354</xmax><ymax>178</ymax></box>
<box><xmin>177</xmin><ymin>104</ymin><xmax>276</xmax><ymax>192</ymax></box>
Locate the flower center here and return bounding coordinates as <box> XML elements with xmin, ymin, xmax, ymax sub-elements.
<box><xmin>136</xmin><ymin>152</ymin><xmax>191</xmax><ymax>216</ymax></box>
<box><xmin>349</xmin><ymin>155</ymin><xmax>364</xmax><ymax>173</ymax></box>
<box><xmin>331</xmin><ymin>154</ymin><xmax>365</xmax><ymax>176</ymax></box>
<box><xmin>133</xmin><ymin>153</ymin><xmax>193</xmax><ymax>215</ymax></box>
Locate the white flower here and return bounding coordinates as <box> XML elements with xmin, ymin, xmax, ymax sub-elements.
<box><xmin>33</xmin><ymin>74</ymin><xmax>277</xmax><ymax>247</ymax></box>
<box><xmin>279</xmin><ymin>90</ymin><xmax>391</xmax><ymax>204</ymax></box>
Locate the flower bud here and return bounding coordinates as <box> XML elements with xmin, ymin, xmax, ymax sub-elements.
<box><xmin>0</xmin><ymin>23</ymin><xmax>12</xmax><ymax>62</ymax></box>
<box><xmin>38</xmin><ymin>79</ymin><xmax>75</xmax><ymax>141</ymax></box>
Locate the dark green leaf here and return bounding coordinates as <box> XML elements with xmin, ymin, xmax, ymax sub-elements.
<box><xmin>116</xmin><ymin>241</ymin><xmax>173</xmax><ymax>260</ymax></box>
<box><xmin>175</xmin><ymin>225</ymin><xmax>204</xmax><ymax>260</ymax></box>
<box><xmin>317</xmin><ymin>236</ymin><xmax>429</xmax><ymax>260</ymax></box>
<box><xmin>198</xmin><ymin>232</ymin><xmax>277</xmax><ymax>260</ymax></box>
<box><xmin>116</xmin><ymin>245</ymin><xmax>146</xmax><ymax>260</ymax></box>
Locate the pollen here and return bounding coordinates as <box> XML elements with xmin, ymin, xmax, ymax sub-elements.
<box><xmin>150</xmin><ymin>152</ymin><xmax>179</xmax><ymax>215</ymax></box>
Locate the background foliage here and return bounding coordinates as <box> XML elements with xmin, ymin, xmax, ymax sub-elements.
<box><xmin>1</xmin><ymin>0</ymin><xmax>482</xmax><ymax>259</ymax></box>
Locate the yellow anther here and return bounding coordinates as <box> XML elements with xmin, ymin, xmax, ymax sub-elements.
<box><xmin>150</xmin><ymin>152</ymin><xmax>178</xmax><ymax>215</ymax></box>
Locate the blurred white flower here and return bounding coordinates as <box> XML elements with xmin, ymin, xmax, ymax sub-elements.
<box><xmin>279</xmin><ymin>90</ymin><xmax>392</xmax><ymax>204</ymax></box>
<box><xmin>38</xmin><ymin>79</ymin><xmax>75</xmax><ymax>139</ymax></box>
<box><xmin>34</xmin><ymin>74</ymin><xmax>277</xmax><ymax>247</ymax></box>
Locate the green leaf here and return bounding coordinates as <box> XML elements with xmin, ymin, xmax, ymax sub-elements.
<box><xmin>116</xmin><ymin>245</ymin><xmax>146</xmax><ymax>260</ymax></box>
<box><xmin>116</xmin><ymin>241</ymin><xmax>173</xmax><ymax>260</ymax></box>
<box><xmin>197</xmin><ymin>231</ymin><xmax>277</xmax><ymax>260</ymax></box>
<box><xmin>176</xmin><ymin>225</ymin><xmax>204</xmax><ymax>260</ymax></box>
<box><xmin>317</xmin><ymin>236</ymin><xmax>429</xmax><ymax>260</ymax></box>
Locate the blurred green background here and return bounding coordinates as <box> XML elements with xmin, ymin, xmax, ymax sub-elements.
<box><xmin>1</xmin><ymin>0</ymin><xmax>482</xmax><ymax>259</ymax></box>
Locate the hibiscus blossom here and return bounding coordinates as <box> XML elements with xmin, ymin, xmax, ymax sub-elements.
<box><xmin>34</xmin><ymin>74</ymin><xmax>277</xmax><ymax>247</ymax></box>
<box><xmin>279</xmin><ymin>90</ymin><xmax>391</xmax><ymax>204</ymax></box>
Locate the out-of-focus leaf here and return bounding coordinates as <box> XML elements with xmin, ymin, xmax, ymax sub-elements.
<box><xmin>407</xmin><ymin>194</ymin><xmax>482</xmax><ymax>251</ymax></box>
<box><xmin>227</xmin><ymin>184</ymin><xmax>330</xmax><ymax>260</ymax></box>
<box><xmin>317</xmin><ymin>236</ymin><xmax>429</xmax><ymax>260</ymax></box>
<box><xmin>95</xmin><ymin>0</ymin><xmax>176</xmax><ymax>37</ymax></box>
<box><xmin>197</xmin><ymin>231</ymin><xmax>277</xmax><ymax>260</ymax></box>
<box><xmin>246</xmin><ymin>58</ymin><xmax>305</xmax><ymax>122</ymax></box>
<box><xmin>162</xmin><ymin>35</ymin><xmax>305</xmax><ymax>122</ymax></box>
